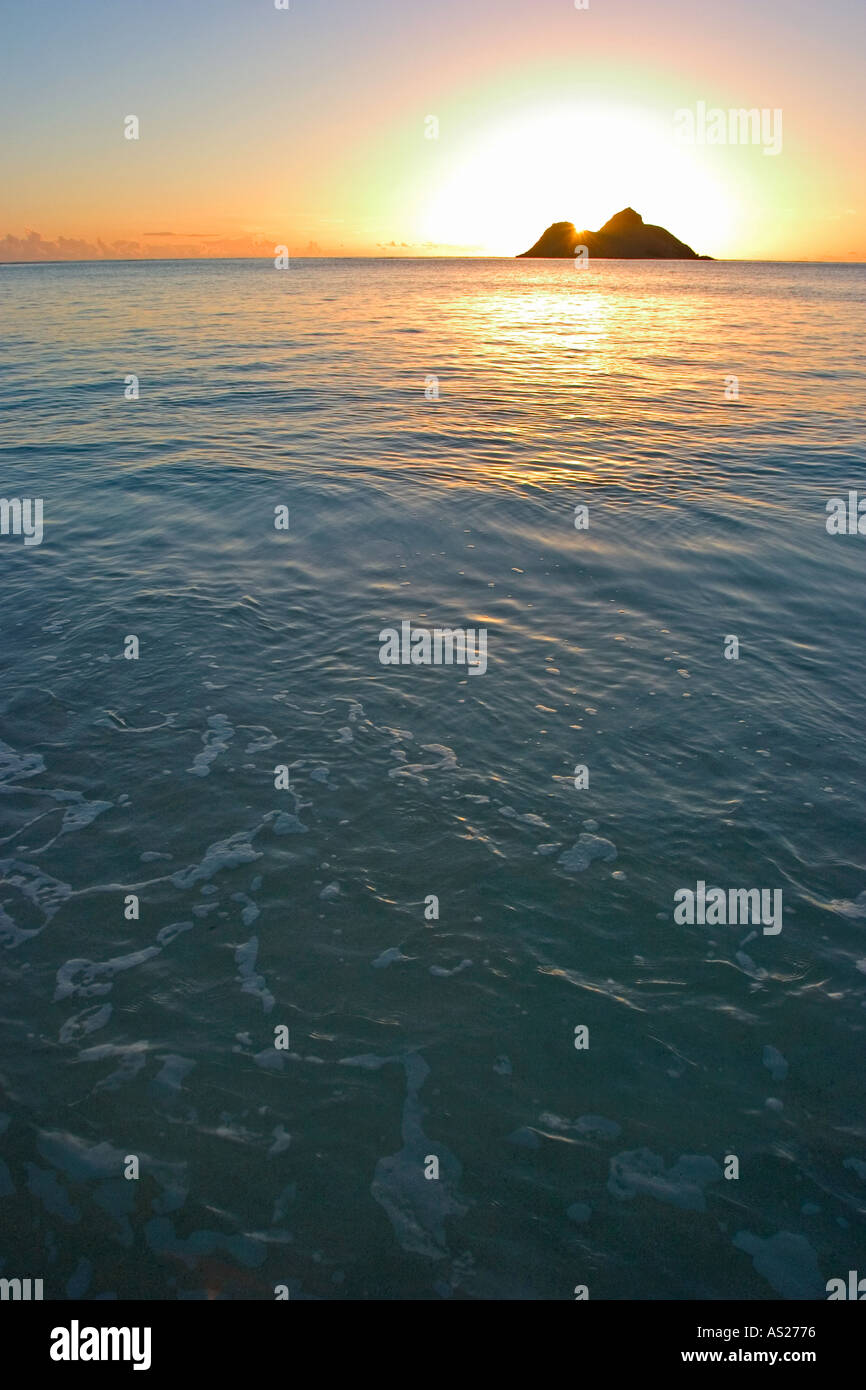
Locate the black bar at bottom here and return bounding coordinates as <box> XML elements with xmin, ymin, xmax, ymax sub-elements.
<box><xmin>4</xmin><ymin>1298</ymin><xmax>860</xmax><ymax>1375</ymax></box>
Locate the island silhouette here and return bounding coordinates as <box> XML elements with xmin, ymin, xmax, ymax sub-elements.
<box><xmin>518</xmin><ymin>207</ymin><xmax>710</xmax><ymax>259</ymax></box>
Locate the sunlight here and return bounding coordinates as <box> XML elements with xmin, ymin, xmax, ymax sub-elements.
<box><xmin>419</xmin><ymin>104</ymin><xmax>735</xmax><ymax>255</ymax></box>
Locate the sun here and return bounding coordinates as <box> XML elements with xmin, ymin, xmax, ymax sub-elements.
<box><xmin>418</xmin><ymin>104</ymin><xmax>735</xmax><ymax>255</ymax></box>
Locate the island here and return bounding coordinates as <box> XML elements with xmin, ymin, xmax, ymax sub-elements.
<box><xmin>518</xmin><ymin>207</ymin><xmax>711</xmax><ymax>259</ymax></box>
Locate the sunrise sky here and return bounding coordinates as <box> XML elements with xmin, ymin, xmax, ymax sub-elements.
<box><xmin>1</xmin><ymin>0</ymin><xmax>864</xmax><ymax>262</ymax></box>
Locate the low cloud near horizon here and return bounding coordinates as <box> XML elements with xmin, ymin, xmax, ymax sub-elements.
<box><xmin>0</xmin><ymin>228</ymin><xmax>285</xmax><ymax>262</ymax></box>
<box><xmin>2</xmin><ymin>229</ymin><xmax>490</xmax><ymax>262</ymax></box>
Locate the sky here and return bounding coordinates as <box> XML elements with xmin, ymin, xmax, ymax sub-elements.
<box><xmin>1</xmin><ymin>0</ymin><xmax>864</xmax><ymax>261</ymax></box>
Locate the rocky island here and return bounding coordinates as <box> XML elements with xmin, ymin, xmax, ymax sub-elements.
<box><xmin>518</xmin><ymin>207</ymin><xmax>711</xmax><ymax>259</ymax></box>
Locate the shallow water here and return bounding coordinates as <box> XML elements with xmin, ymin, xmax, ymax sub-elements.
<box><xmin>1</xmin><ymin>257</ymin><xmax>865</xmax><ymax>1299</ymax></box>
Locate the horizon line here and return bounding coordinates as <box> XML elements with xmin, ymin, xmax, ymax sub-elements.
<box><xmin>2</xmin><ymin>255</ymin><xmax>865</xmax><ymax>267</ymax></box>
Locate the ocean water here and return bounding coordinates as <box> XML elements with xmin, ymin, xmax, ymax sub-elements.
<box><xmin>1</xmin><ymin>256</ymin><xmax>865</xmax><ymax>1300</ymax></box>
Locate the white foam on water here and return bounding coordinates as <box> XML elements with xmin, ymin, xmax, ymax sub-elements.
<box><xmin>558</xmin><ymin>834</ymin><xmax>617</xmax><ymax>874</ymax></box>
<box><xmin>827</xmin><ymin>889</ymin><xmax>866</xmax><ymax>919</ymax></box>
<box><xmin>732</xmin><ymin>1229</ymin><xmax>824</xmax><ymax>1299</ymax></box>
<box><xmin>735</xmin><ymin>951</ymin><xmax>768</xmax><ymax>979</ymax></box>
<box><xmin>231</xmin><ymin>892</ymin><xmax>260</xmax><ymax>926</ymax></box>
<box><xmin>37</xmin><ymin>1132</ymin><xmax>126</xmax><ymax>1179</ymax></box>
<box><xmin>269</xmin><ymin>811</ymin><xmax>308</xmax><ymax>834</ymax></box>
<box><xmin>235</xmin><ymin>936</ymin><xmax>275</xmax><ymax>1013</ymax></box>
<box><xmin>54</xmin><ymin>947</ymin><xmax>161</xmax><ymax>1001</ymax></box>
<box><xmin>373</xmin><ymin>947</ymin><xmax>413</xmax><ymax>968</ymax></box>
<box><xmin>0</xmin><ymin>859</ymin><xmax>72</xmax><ymax>947</ymax></box>
<box><xmin>45</xmin><ymin>791</ymin><xmax>113</xmax><ymax>834</ymax></box>
<box><xmin>500</xmin><ymin>807</ymin><xmax>549</xmax><ymax>827</ymax></box>
<box><xmin>253</xmin><ymin>1049</ymin><xmax>285</xmax><ymax>1072</ymax></box>
<box><xmin>156</xmin><ymin>920</ymin><xmax>194</xmax><ymax>945</ymax></box>
<box><xmin>89</xmin><ymin>1045</ymin><xmax>149</xmax><ymax>1093</ymax></box>
<box><xmin>371</xmin><ymin>1053</ymin><xmax>468</xmax><ymax>1259</ymax></box>
<box><xmin>171</xmin><ymin>831</ymin><xmax>262</xmax><ymax>888</ymax></box>
<box><xmin>59</xmin><ymin>1003</ymin><xmax>113</xmax><ymax>1044</ymax></box>
<box><xmin>0</xmin><ymin>741</ymin><xmax>45</xmax><ymax>782</ymax></box>
<box><xmin>144</xmin><ymin>1217</ymin><xmax>266</xmax><ymax>1269</ymax></box>
<box><xmin>388</xmin><ymin>744</ymin><xmax>458</xmax><ymax>781</ymax></box>
<box><xmin>188</xmin><ymin>714</ymin><xmax>235</xmax><ymax>777</ymax></box>
<box><xmin>429</xmin><ymin>959</ymin><xmax>472</xmax><ymax>977</ymax></box>
<box><xmin>153</xmin><ymin>1055</ymin><xmax>196</xmax><ymax>1091</ymax></box>
<box><xmin>268</xmin><ymin>1126</ymin><xmax>292</xmax><ymax>1155</ymax></box>
<box><xmin>540</xmin><ymin>1112</ymin><xmax>622</xmax><ymax>1140</ymax></box>
<box><xmin>608</xmin><ymin>1148</ymin><xmax>722</xmax><ymax>1210</ymax></box>
<box><xmin>30</xmin><ymin>1131</ymin><xmax>186</xmax><ymax>1247</ymax></box>
<box><xmin>243</xmin><ymin>729</ymin><xmax>278</xmax><ymax>752</ymax></box>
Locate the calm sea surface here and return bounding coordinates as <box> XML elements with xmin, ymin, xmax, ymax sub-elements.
<box><xmin>1</xmin><ymin>257</ymin><xmax>865</xmax><ymax>1299</ymax></box>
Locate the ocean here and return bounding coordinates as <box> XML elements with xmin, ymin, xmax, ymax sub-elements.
<box><xmin>1</xmin><ymin>256</ymin><xmax>865</xmax><ymax>1300</ymax></box>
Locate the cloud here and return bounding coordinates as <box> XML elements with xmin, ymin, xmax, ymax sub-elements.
<box><xmin>0</xmin><ymin>229</ymin><xmax>137</xmax><ymax>261</ymax></box>
<box><xmin>0</xmin><ymin>228</ymin><xmax>280</xmax><ymax>262</ymax></box>
<box><xmin>0</xmin><ymin>228</ymin><xmax>483</xmax><ymax>262</ymax></box>
<box><xmin>374</xmin><ymin>239</ymin><xmax>485</xmax><ymax>254</ymax></box>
